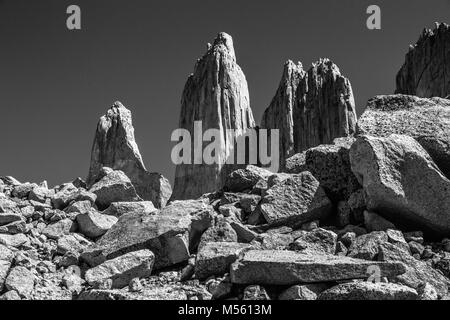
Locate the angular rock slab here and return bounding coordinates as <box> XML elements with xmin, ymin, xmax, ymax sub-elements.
<box><xmin>85</xmin><ymin>250</ymin><xmax>154</xmax><ymax>289</ymax></box>
<box><xmin>318</xmin><ymin>282</ymin><xmax>418</xmax><ymax>300</ymax></box>
<box><xmin>172</xmin><ymin>32</ymin><xmax>256</xmax><ymax>201</ymax></box>
<box><xmin>89</xmin><ymin>170</ymin><xmax>141</xmax><ymax>210</ymax></box>
<box><xmin>81</xmin><ymin>200</ymin><xmax>214</xmax><ymax>269</ymax></box>
<box><xmin>396</xmin><ymin>23</ymin><xmax>450</xmax><ymax>98</ymax></box>
<box><xmin>230</xmin><ymin>250</ymin><xmax>406</xmax><ymax>285</ymax></box>
<box><xmin>87</xmin><ymin>102</ymin><xmax>172</xmax><ymax>208</ymax></box>
<box><xmin>258</xmin><ymin>172</ymin><xmax>332</xmax><ymax>228</ymax></box>
<box><xmin>357</xmin><ymin>95</ymin><xmax>450</xmax><ymax>178</ymax></box>
<box><xmin>195</xmin><ymin>242</ymin><xmax>251</xmax><ymax>280</ymax></box>
<box><xmin>350</xmin><ymin>134</ymin><xmax>450</xmax><ymax>237</ymax></box>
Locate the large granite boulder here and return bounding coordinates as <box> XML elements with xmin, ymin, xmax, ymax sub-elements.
<box><xmin>81</xmin><ymin>200</ymin><xmax>214</xmax><ymax>269</ymax></box>
<box><xmin>172</xmin><ymin>32</ymin><xmax>256</xmax><ymax>201</ymax></box>
<box><xmin>257</xmin><ymin>172</ymin><xmax>332</xmax><ymax>228</ymax></box>
<box><xmin>357</xmin><ymin>94</ymin><xmax>450</xmax><ymax>178</ymax></box>
<box><xmin>87</xmin><ymin>102</ymin><xmax>171</xmax><ymax>208</ymax></box>
<box><xmin>350</xmin><ymin>134</ymin><xmax>450</xmax><ymax>237</ymax></box>
<box><xmin>89</xmin><ymin>170</ymin><xmax>141</xmax><ymax>210</ymax></box>
<box><xmin>396</xmin><ymin>23</ymin><xmax>450</xmax><ymax>98</ymax></box>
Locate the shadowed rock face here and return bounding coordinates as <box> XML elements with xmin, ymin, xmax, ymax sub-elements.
<box><xmin>262</xmin><ymin>58</ymin><xmax>357</xmax><ymax>170</ymax></box>
<box><xmin>172</xmin><ymin>32</ymin><xmax>256</xmax><ymax>201</ymax></box>
<box><xmin>261</xmin><ymin>61</ymin><xmax>306</xmax><ymax>168</ymax></box>
<box><xmin>87</xmin><ymin>102</ymin><xmax>172</xmax><ymax>208</ymax></box>
<box><xmin>396</xmin><ymin>23</ymin><xmax>450</xmax><ymax>98</ymax></box>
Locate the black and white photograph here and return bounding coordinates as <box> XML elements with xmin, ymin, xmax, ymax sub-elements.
<box><xmin>1</xmin><ymin>0</ymin><xmax>450</xmax><ymax>308</ymax></box>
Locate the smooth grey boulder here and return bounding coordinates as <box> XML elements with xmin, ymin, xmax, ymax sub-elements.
<box><xmin>318</xmin><ymin>281</ymin><xmax>418</xmax><ymax>300</ymax></box>
<box><xmin>87</xmin><ymin>102</ymin><xmax>172</xmax><ymax>208</ymax></box>
<box><xmin>85</xmin><ymin>250</ymin><xmax>154</xmax><ymax>289</ymax></box>
<box><xmin>41</xmin><ymin>219</ymin><xmax>75</xmax><ymax>240</ymax></box>
<box><xmin>350</xmin><ymin>134</ymin><xmax>450</xmax><ymax>237</ymax></box>
<box><xmin>258</xmin><ymin>172</ymin><xmax>332</xmax><ymax>228</ymax></box>
<box><xmin>230</xmin><ymin>250</ymin><xmax>406</xmax><ymax>285</ymax></box>
<box><xmin>81</xmin><ymin>200</ymin><xmax>214</xmax><ymax>269</ymax></box>
<box><xmin>357</xmin><ymin>95</ymin><xmax>450</xmax><ymax>178</ymax></box>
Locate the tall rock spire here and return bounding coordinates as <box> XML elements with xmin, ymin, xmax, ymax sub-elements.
<box><xmin>262</xmin><ymin>58</ymin><xmax>357</xmax><ymax>169</ymax></box>
<box><xmin>87</xmin><ymin>102</ymin><xmax>172</xmax><ymax>208</ymax></box>
<box><xmin>261</xmin><ymin>60</ymin><xmax>305</xmax><ymax>167</ymax></box>
<box><xmin>171</xmin><ymin>32</ymin><xmax>256</xmax><ymax>200</ymax></box>
<box><xmin>396</xmin><ymin>22</ymin><xmax>450</xmax><ymax>98</ymax></box>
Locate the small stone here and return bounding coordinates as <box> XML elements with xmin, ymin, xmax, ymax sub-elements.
<box><xmin>76</xmin><ymin>210</ymin><xmax>118</xmax><ymax>238</ymax></box>
<box><xmin>409</xmin><ymin>241</ymin><xmax>425</xmax><ymax>256</ymax></box>
<box><xmin>243</xmin><ymin>285</ymin><xmax>270</xmax><ymax>300</ymax></box>
<box><xmin>128</xmin><ymin>278</ymin><xmax>143</xmax><ymax>292</ymax></box>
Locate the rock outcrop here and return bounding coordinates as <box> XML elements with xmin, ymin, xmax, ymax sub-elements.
<box><xmin>357</xmin><ymin>94</ymin><xmax>450</xmax><ymax>178</ymax></box>
<box><xmin>350</xmin><ymin>134</ymin><xmax>450</xmax><ymax>237</ymax></box>
<box><xmin>172</xmin><ymin>32</ymin><xmax>256</xmax><ymax>201</ymax></box>
<box><xmin>261</xmin><ymin>61</ymin><xmax>305</xmax><ymax>167</ymax></box>
<box><xmin>262</xmin><ymin>58</ymin><xmax>357</xmax><ymax>169</ymax></box>
<box><xmin>396</xmin><ymin>23</ymin><xmax>450</xmax><ymax>98</ymax></box>
<box><xmin>87</xmin><ymin>102</ymin><xmax>172</xmax><ymax>208</ymax></box>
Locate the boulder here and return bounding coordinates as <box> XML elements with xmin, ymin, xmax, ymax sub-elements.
<box><xmin>76</xmin><ymin>211</ymin><xmax>118</xmax><ymax>238</ymax></box>
<box><xmin>224</xmin><ymin>166</ymin><xmax>273</xmax><ymax>193</ymax></box>
<box><xmin>258</xmin><ymin>172</ymin><xmax>332</xmax><ymax>228</ymax></box>
<box><xmin>5</xmin><ymin>266</ymin><xmax>35</xmax><ymax>298</ymax></box>
<box><xmin>356</xmin><ymin>95</ymin><xmax>450</xmax><ymax>178</ymax></box>
<box><xmin>172</xmin><ymin>32</ymin><xmax>256</xmax><ymax>200</ymax></box>
<box><xmin>348</xmin><ymin>231</ymin><xmax>388</xmax><ymax>261</ymax></box>
<box><xmin>364</xmin><ymin>211</ymin><xmax>396</xmax><ymax>232</ymax></box>
<box><xmin>89</xmin><ymin>170</ymin><xmax>141</xmax><ymax>210</ymax></box>
<box><xmin>350</xmin><ymin>134</ymin><xmax>450</xmax><ymax>237</ymax></box>
<box><xmin>396</xmin><ymin>23</ymin><xmax>450</xmax><ymax>98</ymax></box>
<box><xmin>279</xmin><ymin>284</ymin><xmax>329</xmax><ymax>301</ymax></box>
<box><xmin>230</xmin><ymin>250</ymin><xmax>406</xmax><ymax>285</ymax></box>
<box><xmin>318</xmin><ymin>281</ymin><xmax>418</xmax><ymax>300</ymax></box>
<box><xmin>102</xmin><ymin>201</ymin><xmax>157</xmax><ymax>217</ymax></box>
<box><xmin>198</xmin><ymin>221</ymin><xmax>237</xmax><ymax>250</ymax></box>
<box><xmin>378</xmin><ymin>242</ymin><xmax>450</xmax><ymax>297</ymax></box>
<box><xmin>87</xmin><ymin>101</ymin><xmax>172</xmax><ymax>208</ymax></box>
<box><xmin>243</xmin><ymin>285</ymin><xmax>270</xmax><ymax>300</ymax></box>
<box><xmin>42</xmin><ymin>219</ymin><xmax>75</xmax><ymax>240</ymax></box>
<box><xmin>195</xmin><ymin>242</ymin><xmax>251</xmax><ymax>279</ymax></box>
<box><xmin>85</xmin><ymin>250</ymin><xmax>154</xmax><ymax>289</ymax></box>
<box><xmin>0</xmin><ymin>234</ymin><xmax>30</xmax><ymax>248</ymax></box>
<box><xmin>0</xmin><ymin>244</ymin><xmax>14</xmax><ymax>292</ymax></box>
<box><xmin>81</xmin><ymin>200</ymin><xmax>214</xmax><ymax>269</ymax></box>
<box><xmin>290</xmin><ymin>228</ymin><xmax>337</xmax><ymax>255</ymax></box>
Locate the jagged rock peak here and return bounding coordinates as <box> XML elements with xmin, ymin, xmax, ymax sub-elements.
<box><xmin>261</xmin><ymin>58</ymin><xmax>357</xmax><ymax>170</ymax></box>
<box><xmin>172</xmin><ymin>32</ymin><xmax>255</xmax><ymax>201</ymax></box>
<box><xmin>261</xmin><ymin>60</ymin><xmax>306</xmax><ymax>167</ymax></box>
<box><xmin>396</xmin><ymin>22</ymin><xmax>450</xmax><ymax>98</ymax></box>
<box><xmin>87</xmin><ymin>102</ymin><xmax>172</xmax><ymax>208</ymax></box>
<box><xmin>210</xmin><ymin>32</ymin><xmax>236</xmax><ymax>60</ymax></box>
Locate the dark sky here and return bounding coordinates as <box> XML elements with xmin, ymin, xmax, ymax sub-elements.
<box><xmin>1</xmin><ymin>0</ymin><xmax>449</xmax><ymax>187</ymax></box>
